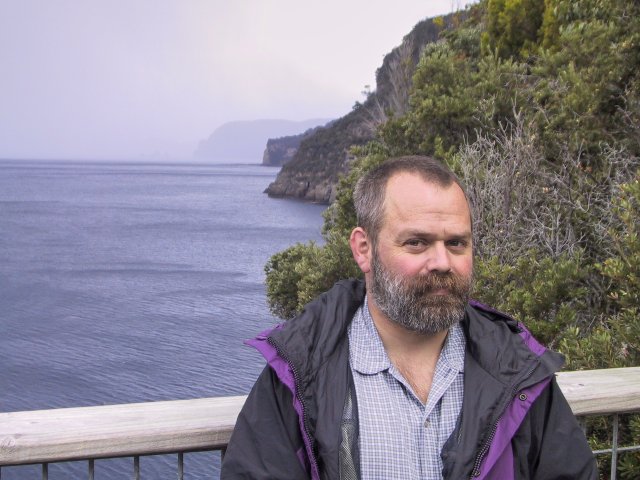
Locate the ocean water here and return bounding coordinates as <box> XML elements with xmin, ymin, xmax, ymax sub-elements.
<box><xmin>0</xmin><ymin>160</ymin><xmax>326</xmax><ymax>479</ymax></box>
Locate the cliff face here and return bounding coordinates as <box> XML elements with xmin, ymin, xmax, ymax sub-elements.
<box><xmin>264</xmin><ymin>16</ymin><xmax>446</xmax><ymax>203</ymax></box>
<box><xmin>262</xmin><ymin>139</ymin><xmax>298</xmax><ymax>167</ymax></box>
<box><xmin>264</xmin><ymin>109</ymin><xmax>373</xmax><ymax>202</ymax></box>
<box><xmin>262</xmin><ymin>124</ymin><xmax>329</xmax><ymax>166</ymax></box>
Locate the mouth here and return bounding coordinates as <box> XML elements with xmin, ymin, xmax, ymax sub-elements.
<box><xmin>428</xmin><ymin>288</ymin><xmax>450</xmax><ymax>296</ymax></box>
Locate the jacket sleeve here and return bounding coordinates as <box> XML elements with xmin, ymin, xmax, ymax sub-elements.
<box><xmin>514</xmin><ymin>377</ymin><xmax>598</xmax><ymax>480</ymax></box>
<box><xmin>221</xmin><ymin>365</ymin><xmax>310</xmax><ymax>479</ymax></box>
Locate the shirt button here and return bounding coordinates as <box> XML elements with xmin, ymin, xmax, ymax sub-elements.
<box><xmin>424</xmin><ymin>418</ymin><xmax>430</xmax><ymax>428</ymax></box>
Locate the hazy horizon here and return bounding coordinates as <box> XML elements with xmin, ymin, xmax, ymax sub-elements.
<box><xmin>0</xmin><ymin>1</ymin><xmax>472</xmax><ymax>161</ymax></box>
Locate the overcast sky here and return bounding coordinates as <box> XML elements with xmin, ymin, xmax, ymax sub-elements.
<box><xmin>0</xmin><ymin>1</ymin><xmax>469</xmax><ymax>161</ymax></box>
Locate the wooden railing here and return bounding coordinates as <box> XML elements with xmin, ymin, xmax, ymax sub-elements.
<box><xmin>1</xmin><ymin>367</ymin><xmax>639</xmax><ymax>478</ymax></box>
<box><xmin>0</xmin><ymin>396</ymin><xmax>243</xmax><ymax>468</ymax></box>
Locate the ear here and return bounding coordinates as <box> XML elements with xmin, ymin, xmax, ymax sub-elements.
<box><xmin>350</xmin><ymin>227</ymin><xmax>372</xmax><ymax>274</ymax></box>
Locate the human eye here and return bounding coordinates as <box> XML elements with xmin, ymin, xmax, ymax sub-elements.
<box><xmin>447</xmin><ymin>238</ymin><xmax>469</xmax><ymax>250</ymax></box>
<box><xmin>403</xmin><ymin>238</ymin><xmax>428</xmax><ymax>250</ymax></box>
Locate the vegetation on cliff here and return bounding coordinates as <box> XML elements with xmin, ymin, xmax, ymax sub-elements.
<box><xmin>264</xmin><ymin>15</ymin><xmax>450</xmax><ymax>203</ymax></box>
<box><xmin>265</xmin><ymin>0</ymin><xmax>640</xmax><ymax>475</ymax></box>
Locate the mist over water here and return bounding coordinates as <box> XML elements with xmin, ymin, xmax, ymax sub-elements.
<box><xmin>0</xmin><ymin>160</ymin><xmax>326</xmax><ymax>478</ymax></box>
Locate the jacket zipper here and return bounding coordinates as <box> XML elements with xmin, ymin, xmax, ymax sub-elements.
<box><xmin>469</xmin><ymin>364</ymin><xmax>538</xmax><ymax>478</ymax></box>
<box><xmin>267</xmin><ymin>337</ymin><xmax>320</xmax><ymax>479</ymax></box>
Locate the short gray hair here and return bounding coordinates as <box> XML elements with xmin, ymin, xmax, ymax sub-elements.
<box><xmin>353</xmin><ymin>155</ymin><xmax>470</xmax><ymax>244</ymax></box>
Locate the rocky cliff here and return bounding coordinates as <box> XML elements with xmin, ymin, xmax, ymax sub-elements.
<box><xmin>264</xmin><ymin>108</ymin><xmax>374</xmax><ymax>202</ymax></box>
<box><xmin>262</xmin><ymin>124</ymin><xmax>329</xmax><ymax>166</ymax></box>
<box><xmin>264</xmin><ymin>15</ymin><xmax>449</xmax><ymax>203</ymax></box>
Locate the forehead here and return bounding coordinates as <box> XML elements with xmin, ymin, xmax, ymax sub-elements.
<box><xmin>381</xmin><ymin>172</ymin><xmax>471</xmax><ymax>229</ymax></box>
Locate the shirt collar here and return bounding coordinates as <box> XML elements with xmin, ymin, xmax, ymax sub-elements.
<box><xmin>349</xmin><ymin>296</ymin><xmax>391</xmax><ymax>375</ymax></box>
<box><xmin>441</xmin><ymin>320</ymin><xmax>466</xmax><ymax>373</ymax></box>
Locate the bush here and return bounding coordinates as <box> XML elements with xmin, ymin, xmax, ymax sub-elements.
<box><xmin>264</xmin><ymin>3</ymin><xmax>640</xmax><ymax>472</ymax></box>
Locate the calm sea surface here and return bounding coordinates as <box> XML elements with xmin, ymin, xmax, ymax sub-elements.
<box><xmin>0</xmin><ymin>160</ymin><xmax>326</xmax><ymax>479</ymax></box>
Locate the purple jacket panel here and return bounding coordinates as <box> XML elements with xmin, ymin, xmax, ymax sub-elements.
<box><xmin>469</xmin><ymin>299</ymin><xmax>512</xmax><ymax>320</ymax></box>
<box><xmin>518</xmin><ymin>323</ymin><xmax>547</xmax><ymax>357</ymax></box>
<box><xmin>477</xmin><ymin>378</ymin><xmax>552</xmax><ymax>479</ymax></box>
<box><xmin>476</xmin><ymin>320</ymin><xmax>553</xmax><ymax>479</ymax></box>
<box><xmin>245</xmin><ymin>330</ymin><xmax>320</xmax><ymax>480</ymax></box>
<box><xmin>484</xmin><ymin>442</ymin><xmax>514</xmax><ymax>480</ymax></box>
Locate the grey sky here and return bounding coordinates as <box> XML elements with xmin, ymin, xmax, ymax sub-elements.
<box><xmin>0</xmin><ymin>1</ymin><xmax>468</xmax><ymax>161</ymax></box>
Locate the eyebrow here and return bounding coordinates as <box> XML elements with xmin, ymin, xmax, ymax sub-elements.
<box><xmin>399</xmin><ymin>229</ymin><xmax>472</xmax><ymax>240</ymax></box>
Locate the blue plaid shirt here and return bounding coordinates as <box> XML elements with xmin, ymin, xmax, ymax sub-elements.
<box><xmin>348</xmin><ymin>298</ymin><xmax>465</xmax><ymax>479</ymax></box>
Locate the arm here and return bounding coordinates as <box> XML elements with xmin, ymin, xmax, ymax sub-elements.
<box><xmin>515</xmin><ymin>377</ymin><xmax>598</xmax><ymax>480</ymax></box>
<box><xmin>221</xmin><ymin>366</ymin><xmax>310</xmax><ymax>480</ymax></box>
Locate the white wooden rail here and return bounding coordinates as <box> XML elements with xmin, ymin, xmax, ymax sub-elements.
<box><xmin>0</xmin><ymin>367</ymin><xmax>639</xmax><ymax>468</ymax></box>
<box><xmin>0</xmin><ymin>396</ymin><xmax>244</xmax><ymax>466</ymax></box>
<box><xmin>556</xmin><ymin>367</ymin><xmax>640</xmax><ymax>416</ymax></box>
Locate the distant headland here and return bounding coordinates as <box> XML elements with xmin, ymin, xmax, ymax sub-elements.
<box><xmin>193</xmin><ymin>119</ymin><xmax>331</xmax><ymax>164</ymax></box>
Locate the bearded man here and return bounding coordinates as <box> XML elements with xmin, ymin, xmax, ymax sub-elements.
<box><xmin>221</xmin><ymin>156</ymin><xmax>596</xmax><ymax>479</ymax></box>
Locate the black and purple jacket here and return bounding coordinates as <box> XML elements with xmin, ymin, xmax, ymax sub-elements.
<box><xmin>222</xmin><ymin>279</ymin><xmax>596</xmax><ymax>479</ymax></box>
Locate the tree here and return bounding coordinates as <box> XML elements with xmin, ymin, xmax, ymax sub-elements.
<box><xmin>483</xmin><ymin>0</ymin><xmax>546</xmax><ymax>59</ymax></box>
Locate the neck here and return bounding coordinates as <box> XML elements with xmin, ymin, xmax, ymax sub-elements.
<box><xmin>367</xmin><ymin>295</ymin><xmax>450</xmax><ymax>404</ymax></box>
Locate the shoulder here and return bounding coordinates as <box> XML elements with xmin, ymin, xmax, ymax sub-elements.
<box><xmin>463</xmin><ymin>300</ymin><xmax>564</xmax><ymax>376</ymax></box>
<box><xmin>466</xmin><ymin>300</ymin><xmax>549</xmax><ymax>355</ymax></box>
<box><xmin>464</xmin><ymin>299</ymin><xmax>522</xmax><ymax>342</ymax></box>
<box><xmin>264</xmin><ymin>279</ymin><xmax>365</xmax><ymax>374</ymax></box>
<box><xmin>272</xmin><ymin>279</ymin><xmax>365</xmax><ymax>340</ymax></box>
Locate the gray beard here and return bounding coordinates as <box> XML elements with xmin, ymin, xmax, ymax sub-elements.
<box><xmin>369</xmin><ymin>253</ymin><xmax>472</xmax><ymax>335</ymax></box>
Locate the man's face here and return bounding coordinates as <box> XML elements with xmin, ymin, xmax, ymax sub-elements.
<box><xmin>367</xmin><ymin>172</ymin><xmax>473</xmax><ymax>335</ymax></box>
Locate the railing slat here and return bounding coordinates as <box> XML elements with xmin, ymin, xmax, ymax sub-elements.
<box><xmin>611</xmin><ymin>414</ymin><xmax>619</xmax><ymax>480</ymax></box>
<box><xmin>134</xmin><ymin>455</ymin><xmax>140</xmax><ymax>480</ymax></box>
<box><xmin>592</xmin><ymin>445</ymin><xmax>640</xmax><ymax>455</ymax></box>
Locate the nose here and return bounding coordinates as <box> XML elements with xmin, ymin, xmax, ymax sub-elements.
<box><xmin>424</xmin><ymin>242</ymin><xmax>452</xmax><ymax>273</ymax></box>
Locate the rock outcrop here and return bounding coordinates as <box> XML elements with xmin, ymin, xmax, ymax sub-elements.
<box><xmin>264</xmin><ymin>15</ymin><xmax>449</xmax><ymax>203</ymax></box>
<box><xmin>264</xmin><ymin>110</ymin><xmax>372</xmax><ymax>203</ymax></box>
<box><xmin>262</xmin><ymin>124</ymin><xmax>329</xmax><ymax>167</ymax></box>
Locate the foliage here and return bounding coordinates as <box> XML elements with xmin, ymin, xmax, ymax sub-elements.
<box><xmin>482</xmin><ymin>0</ymin><xmax>546</xmax><ymax>59</ymax></box>
<box><xmin>474</xmin><ymin>251</ymin><xmax>589</xmax><ymax>347</ymax></box>
<box><xmin>600</xmin><ymin>175</ymin><xmax>640</xmax><ymax>312</ymax></box>
<box><xmin>535</xmin><ymin>0</ymin><xmax>640</xmax><ymax>159</ymax></box>
<box><xmin>264</xmin><ymin>242</ymin><xmax>316</xmax><ymax>320</ymax></box>
<box><xmin>264</xmin><ymin>239</ymin><xmax>362</xmax><ymax>320</ymax></box>
<box><xmin>558</xmin><ymin>173</ymin><xmax>640</xmax><ymax>367</ymax></box>
<box><xmin>557</xmin><ymin>173</ymin><xmax>640</xmax><ymax>479</ymax></box>
<box><xmin>264</xmin><ymin>3</ymin><xmax>640</xmax><ymax>473</ymax></box>
<box><xmin>620</xmin><ymin>416</ymin><xmax>640</xmax><ymax>479</ymax></box>
<box><xmin>322</xmin><ymin>145</ymin><xmax>389</xmax><ymax>238</ymax></box>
